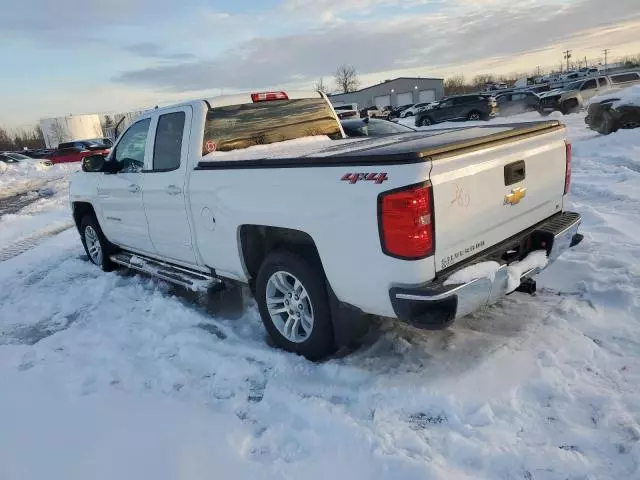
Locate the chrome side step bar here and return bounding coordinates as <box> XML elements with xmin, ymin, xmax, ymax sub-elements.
<box><xmin>110</xmin><ymin>252</ymin><xmax>222</xmax><ymax>292</ymax></box>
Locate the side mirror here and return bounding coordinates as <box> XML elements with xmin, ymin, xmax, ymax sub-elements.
<box><xmin>82</xmin><ymin>154</ymin><xmax>106</xmax><ymax>172</ymax></box>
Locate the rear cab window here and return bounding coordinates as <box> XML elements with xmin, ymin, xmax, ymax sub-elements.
<box><xmin>202</xmin><ymin>96</ymin><xmax>341</xmax><ymax>155</ymax></box>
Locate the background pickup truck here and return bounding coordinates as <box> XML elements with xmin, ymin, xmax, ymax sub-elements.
<box><xmin>70</xmin><ymin>90</ymin><xmax>582</xmax><ymax>359</ymax></box>
<box><xmin>539</xmin><ymin>71</ymin><xmax>640</xmax><ymax>115</ymax></box>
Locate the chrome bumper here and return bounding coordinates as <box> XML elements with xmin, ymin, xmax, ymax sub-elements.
<box><xmin>390</xmin><ymin>212</ymin><xmax>583</xmax><ymax>329</ymax></box>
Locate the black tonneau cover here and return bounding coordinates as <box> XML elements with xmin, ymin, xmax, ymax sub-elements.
<box><xmin>196</xmin><ymin>121</ymin><xmax>563</xmax><ymax>170</ymax></box>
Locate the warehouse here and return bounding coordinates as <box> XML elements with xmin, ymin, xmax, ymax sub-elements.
<box><xmin>329</xmin><ymin>77</ymin><xmax>444</xmax><ymax>110</ymax></box>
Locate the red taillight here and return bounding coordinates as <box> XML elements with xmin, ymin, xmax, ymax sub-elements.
<box><xmin>564</xmin><ymin>141</ymin><xmax>572</xmax><ymax>194</ymax></box>
<box><xmin>251</xmin><ymin>91</ymin><xmax>289</xmax><ymax>102</ymax></box>
<box><xmin>379</xmin><ymin>183</ymin><xmax>434</xmax><ymax>259</ymax></box>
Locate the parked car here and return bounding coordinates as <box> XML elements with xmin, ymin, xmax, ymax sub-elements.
<box><xmin>47</xmin><ymin>142</ymin><xmax>110</xmax><ymax>164</ymax></box>
<box><xmin>360</xmin><ymin>105</ymin><xmax>389</xmax><ymax>119</ymax></box>
<box><xmin>585</xmin><ymin>85</ymin><xmax>640</xmax><ymax>134</ymax></box>
<box><xmin>0</xmin><ymin>152</ymin><xmax>52</xmax><ymax>167</ymax></box>
<box><xmin>340</xmin><ymin>117</ymin><xmax>415</xmax><ymax>137</ymax></box>
<box><xmin>496</xmin><ymin>91</ymin><xmax>540</xmax><ymax>116</ymax></box>
<box><xmin>20</xmin><ymin>148</ymin><xmax>54</xmax><ymax>159</ymax></box>
<box><xmin>539</xmin><ymin>72</ymin><xmax>640</xmax><ymax>115</ymax></box>
<box><xmin>332</xmin><ymin>103</ymin><xmax>360</xmax><ymax>120</ymax></box>
<box><xmin>415</xmin><ymin>94</ymin><xmax>499</xmax><ymax>126</ymax></box>
<box><xmin>399</xmin><ymin>102</ymin><xmax>435</xmax><ymax>118</ymax></box>
<box><xmin>59</xmin><ymin>139</ymin><xmax>113</xmax><ymax>150</ymax></box>
<box><xmin>388</xmin><ymin>104</ymin><xmax>414</xmax><ymax>120</ymax></box>
<box><xmin>70</xmin><ymin>89</ymin><xmax>582</xmax><ymax>360</ymax></box>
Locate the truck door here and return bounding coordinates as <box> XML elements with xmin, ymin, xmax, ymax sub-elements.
<box><xmin>97</xmin><ymin>118</ymin><xmax>153</xmax><ymax>252</ymax></box>
<box><xmin>141</xmin><ymin>106</ymin><xmax>198</xmax><ymax>266</ymax></box>
<box><xmin>579</xmin><ymin>79</ymin><xmax>598</xmax><ymax>100</ymax></box>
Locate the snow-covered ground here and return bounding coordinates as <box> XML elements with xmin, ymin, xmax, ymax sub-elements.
<box><xmin>1</xmin><ymin>112</ymin><xmax>640</xmax><ymax>479</ymax></box>
<box><xmin>0</xmin><ymin>161</ymin><xmax>79</xmax><ymax>199</ymax></box>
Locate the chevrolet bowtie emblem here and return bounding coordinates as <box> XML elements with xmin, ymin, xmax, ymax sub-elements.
<box><xmin>504</xmin><ymin>187</ymin><xmax>527</xmax><ymax>205</ymax></box>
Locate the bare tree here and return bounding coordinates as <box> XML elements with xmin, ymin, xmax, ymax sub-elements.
<box><xmin>48</xmin><ymin>119</ymin><xmax>68</xmax><ymax>147</ymax></box>
<box><xmin>315</xmin><ymin>77</ymin><xmax>329</xmax><ymax>94</ymax></box>
<box><xmin>472</xmin><ymin>74</ymin><xmax>496</xmax><ymax>89</ymax></box>
<box><xmin>444</xmin><ymin>75</ymin><xmax>467</xmax><ymax>95</ymax></box>
<box><xmin>334</xmin><ymin>64</ymin><xmax>359</xmax><ymax>93</ymax></box>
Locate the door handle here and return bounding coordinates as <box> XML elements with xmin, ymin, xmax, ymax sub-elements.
<box><xmin>165</xmin><ymin>185</ymin><xmax>182</xmax><ymax>195</ymax></box>
<box><xmin>128</xmin><ymin>184</ymin><xmax>141</xmax><ymax>194</ymax></box>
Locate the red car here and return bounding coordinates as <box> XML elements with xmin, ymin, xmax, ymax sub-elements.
<box><xmin>47</xmin><ymin>141</ymin><xmax>111</xmax><ymax>164</ymax></box>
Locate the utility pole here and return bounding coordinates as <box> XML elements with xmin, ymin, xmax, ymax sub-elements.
<box><xmin>563</xmin><ymin>49</ymin><xmax>572</xmax><ymax>72</ymax></box>
<box><xmin>603</xmin><ymin>49</ymin><xmax>610</xmax><ymax>72</ymax></box>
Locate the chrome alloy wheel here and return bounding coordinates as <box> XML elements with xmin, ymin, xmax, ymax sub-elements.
<box><xmin>84</xmin><ymin>225</ymin><xmax>103</xmax><ymax>265</ymax></box>
<box><xmin>265</xmin><ymin>271</ymin><xmax>314</xmax><ymax>343</ymax></box>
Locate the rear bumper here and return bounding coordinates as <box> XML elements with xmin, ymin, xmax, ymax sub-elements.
<box><xmin>389</xmin><ymin>212</ymin><xmax>583</xmax><ymax>330</ymax></box>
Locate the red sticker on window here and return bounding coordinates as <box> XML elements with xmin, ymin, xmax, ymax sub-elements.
<box><xmin>205</xmin><ymin>140</ymin><xmax>217</xmax><ymax>153</ymax></box>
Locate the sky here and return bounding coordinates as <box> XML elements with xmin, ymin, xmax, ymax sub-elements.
<box><xmin>1</xmin><ymin>0</ymin><xmax>639</xmax><ymax>128</ymax></box>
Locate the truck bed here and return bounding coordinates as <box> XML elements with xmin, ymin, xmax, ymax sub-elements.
<box><xmin>196</xmin><ymin>121</ymin><xmax>564</xmax><ymax>169</ymax></box>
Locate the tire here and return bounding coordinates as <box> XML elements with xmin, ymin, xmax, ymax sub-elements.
<box><xmin>467</xmin><ymin>111</ymin><xmax>482</xmax><ymax>121</ymax></box>
<box><xmin>255</xmin><ymin>250</ymin><xmax>335</xmax><ymax>360</ymax></box>
<box><xmin>80</xmin><ymin>214</ymin><xmax>117</xmax><ymax>271</ymax></box>
<box><xmin>419</xmin><ymin>116</ymin><xmax>434</xmax><ymax>127</ymax></box>
<box><xmin>561</xmin><ymin>100</ymin><xmax>579</xmax><ymax>115</ymax></box>
<box><xmin>595</xmin><ymin>111</ymin><xmax>615</xmax><ymax>135</ymax></box>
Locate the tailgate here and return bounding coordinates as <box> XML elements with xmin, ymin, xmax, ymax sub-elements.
<box><xmin>429</xmin><ymin>123</ymin><xmax>568</xmax><ymax>271</ymax></box>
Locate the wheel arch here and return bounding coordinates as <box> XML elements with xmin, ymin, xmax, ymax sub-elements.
<box><xmin>72</xmin><ymin>201</ymin><xmax>97</xmax><ymax>232</ymax></box>
<box><xmin>238</xmin><ymin>225</ymin><xmax>324</xmax><ymax>286</ymax></box>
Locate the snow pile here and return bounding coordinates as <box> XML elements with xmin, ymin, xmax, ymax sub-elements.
<box><xmin>2</xmin><ymin>110</ymin><xmax>640</xmax><ymax>479</ymax></box>
<box><xmin>0</xmin><ymin>161</ymin><xmax>80</xmax><ymax>199</ymax></box>
<box><xmin>444</xmin><ymin>260</ymin><xmax>501</xmax><ymax>285</ymax></box>
<box><xmin>505</xmin><ymin>250</ymin><xmax>549</xmax><ymax>292</ymax></box>
<box><xmin>443</xmin><ymin>250</ymin><xmax>548</xmax><ymax>293</ymax></box>
<box><xmin>589</xmin><ymin>84</ymin><xmax>640</xmax><ymax>108</ymax></box>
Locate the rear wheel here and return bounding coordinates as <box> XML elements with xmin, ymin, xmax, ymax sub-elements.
<box><xmin>595</xmin><ymin>111</ymin><xmax>616</xmax><ymax>135</ymax></box>
<box><xmin>467</xmin><ymin>111</ymin><xmax>482</xmax><ymax>121</ymax></box>
<box><xmin>255</xmin><ymin>250</ymin><xmax>335</xmax><ymax>360</ymax></box>
<box><xmin>561</xmin><ymin>100</ymin><xmax>579</xmax><ymax>115</ymax></box>
<box><xmin>80</xmin><ymin>215</ymin><xmax>117</xmax><ymax>271</ymax></box>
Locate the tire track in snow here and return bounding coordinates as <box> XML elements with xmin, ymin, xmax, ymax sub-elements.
<box><xmin>0</xmin><ymin>222</ymin><xmax>75</xmax><ymax>262</ymax></box>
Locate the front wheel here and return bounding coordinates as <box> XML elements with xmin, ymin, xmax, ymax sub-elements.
<box><xmin>255</xmin><ymin>250</ymin><xmax>335</xmax><ymax>360</ymax></box>
<box><xmin>80</xmin><ymin>215</ymin><xmax>116</xmax><ymax>271</ymax></box>
<box><xmin>419</xmin><ymin>116</ymin><xmax>433</xmax><ymax>127</ymax></box>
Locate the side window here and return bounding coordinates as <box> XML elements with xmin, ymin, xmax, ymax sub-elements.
<box><xmin>152</xmin><ymin>112</ymin><xmax>185</xmax><ymax>171</ymax></box>
<box><xmin>440</xmin><ymin>100</ymin><xmax>453</xmax><ymax>108</ymax></box>
<box><xmin>611</xmin><ymin>73</ymin><xmax>640</xmax><ymax>84</ymax></box>
<box><xmin>581</xmin><ymin>79</ymin><xmax>597</xmax><ymax>91</ymax></box>
<box><xmin>598</xmin><ymin>78</ymin><xmax>608</xmax><ymax>87</ymax></box>
<box><xmin>113</xmin><ymin>118</ymin><xmax>151</xmax><ymax>173</ymax></box>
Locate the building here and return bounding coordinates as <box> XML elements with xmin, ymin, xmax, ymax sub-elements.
<box><xmin>329</xmin><ymin>77</ymin><xmax>444</xmax><ymax>110</ymax></box>
<box><xmin>40</xmin><ymin>114</ymin><xmax>104</xmax><ymax>149</ymax></box>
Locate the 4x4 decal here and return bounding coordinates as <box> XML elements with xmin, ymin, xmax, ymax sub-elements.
<box><xmin>341</xmin><ymin>172</ymin><xmax>388</xmax><ymax>184</ymax></box>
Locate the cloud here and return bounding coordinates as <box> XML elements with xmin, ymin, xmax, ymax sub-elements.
<box><xmin>124</xmin><ymin>43</ymin><xmax>196</xmax><ymax>61</ymax></box>
<box><xmin>114</xmin><ymin>0</ymin><xmax>640</xmax><ymax>92</ymax></box>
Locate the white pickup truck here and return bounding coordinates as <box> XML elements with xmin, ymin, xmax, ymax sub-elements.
<box><xmin>70</xmin><ymin>90</ymin><xmax>583</xmax><ymax>359</ymax></box>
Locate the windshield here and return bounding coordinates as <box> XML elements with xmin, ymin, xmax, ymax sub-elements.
<box><xmin>202</xmin><ymin>97</ymin><xmax>341</xmax><ymax>155</ymax></box>
<box><xmin>341</xmin><ymin>118</ymin><xmax>414</xmax><ymax>137</ymax></box>
<box><xmin>564</xmin><ymin>81</ymin><xmax>584</xmax><ymax>91</ymax></box>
